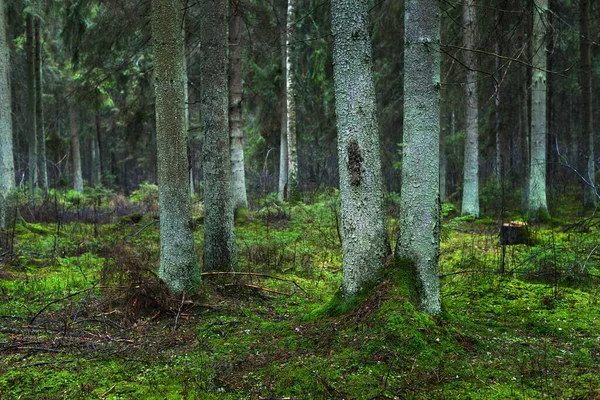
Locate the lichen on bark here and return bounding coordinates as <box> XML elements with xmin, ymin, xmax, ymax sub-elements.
<box><xmin>332</xmin><ymin>0</ymin><xmax>388</xmax><ymax>297</ymax></box>
<box><xmin>201</xmin><ymin>0</ymin><xmax>237</xmax><ymax>271</ymax></box>
<box><xmin>0</xmin><ymin>1</ymin><xmax>15</xmax><ymax>230</ymax></box>
<box><xmin>396</xmin><ymin>0</ymin><xmax>442</xmax><ymax>315</ymax></box>
<box><xmin>152</xmin><ymin>0</ymin><xmax>199</xmax><ymax>294</ymax></box>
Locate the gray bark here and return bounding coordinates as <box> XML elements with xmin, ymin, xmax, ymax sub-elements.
<box><xmin>229</xmin><ymin>0</ymin><xmax>248</xmax><ymax>210</ymax></box>
<box><xmin>278</xmin><ymin>23</ymin><xmax>288</xmax><ymax>200</ymax></box>
<box><xmin>528</xmin><ymin>0</ymin><xmax>549</xmax><ymax>220</ymax></box>
<box><xmin>0</xmin><ymin>0</ymin><xmax>15</xmax><ymax>230</ymax></box>
<box><xmin>201</xmin><ymin>0</ymin><xmax>237</xmax><ymax>271</ymax></box>
<box><xmin>396</xmin><ymin>0</ymin><xmax>442</xmax><ymax>315</ymax></box>
<box><xmin>285</xmin><ymin>0</ymin><xmax>299</xmax><ymax>200</ymax></box>
<box><xmin>35</xmin><ymin>18</ymin><xmax>47</xmax><ymax>192</ymax></box>
<box><xmin>332</xmin><ymin>0</ymin><xmax>388</xmax><ymax>296</ymax></box>
<box><xmin>26</xmin><ymin>15</ymin><xmax>37</xmax><ymax>195</ymax></box>
<box><xmin>68</xmin><ymin>102</ymin><xmax>83</xmax><ymax>193</ymax></box>
<box><xmin>461</xmin><ymin>0</ymin><xmax>479</xmax><ymax>217</ymax></box>
<box><xmin>151</xmin><ymin>0</ymin><xmax>199</xmax><ymax>294</ymax></box>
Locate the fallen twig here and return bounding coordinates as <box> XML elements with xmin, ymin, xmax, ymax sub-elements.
<box><xmin>201</xmin><ymin>271</ymin><xmax>307</xmax><ymax>294</ymax></box>
<box><xmin>30</xmin><ymin>281</ymin><xmax>99</xmax><ymax>324</ymax></box>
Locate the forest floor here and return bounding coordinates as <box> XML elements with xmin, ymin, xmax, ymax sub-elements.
<box><xmin>1</xmin><ymin>188</ymin><xmax>600</xmax><ymax>399</ymax></box>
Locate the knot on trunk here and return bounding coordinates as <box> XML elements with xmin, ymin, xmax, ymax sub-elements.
<box><xmin>347</xmin><ymin>140</ymin><xmax>363</xmax><ymax>186</ymax></box>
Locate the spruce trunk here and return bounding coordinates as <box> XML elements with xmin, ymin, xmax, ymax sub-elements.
<box><xmin>0</xmin><ymin>0</ymin><xmax>15</xmax><ymax>230</ymax></box>
<box><xmin>461</xmin><ymin>0</ymin><xmax>479</xmax><ymax>217</ymax></box>
<box><xmin>151</xmin><ymin>0</ymin><xmax>199</xmax><ymax>294</ymax></box>
<box><xmin>396</xmin><ymin>0</ymin><xmax>442</xmax><ymax>315</ymax></box>
<box><xmin>332</xmin><ymin>0</ymin><xmax>388</xmax><ymax>296</ymax></box>
<box><xmin>528</xmin><ymin>0</ymin><xmax>549</xmax><ymax>220</ymax></box>
<box><xmin>201</xmin><ymin>0</ymin><xmax>237</xmax><ymax>271</ymax></box>
<box><xmin>229</xmin><ymin>1</ymin><xmax>248</xmax><ymax>210</ymax></box>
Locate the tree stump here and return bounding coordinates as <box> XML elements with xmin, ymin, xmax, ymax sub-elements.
<box><xmin>500</xmin><ymin>221</ymin><xmax>531</xmax><ymax>246</ymax></box>
<box><xmin>499</xmin><ymin>221</ymin><xmax>531</xmax><ymax>273</ymax></box>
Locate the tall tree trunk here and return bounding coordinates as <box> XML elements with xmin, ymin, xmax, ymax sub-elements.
<box><xmin>396</xmin><ymin>0</ymin><xmax>442</xmax><ymax>315</ymax></box>
<box><xmin>581</xmin><ymin>0</ymin><xmax>596</xmax><ymax>209</ymax></box>
<box><xmin>26</xmin><ymin>15</ymin><xmax>37</xmax><ymax>195</ymax></box>
<box><xmin>68</xmin><ymin>102</ymin><xmax>83</xmax><ymax>193</ymax></box>
<box><xmin>229</xmin><ymin>0</ymin><xmax>248</xmax><ymax>210</ymax></box>
<box><xmin>278</xmin><ymin>21</ymin><xmax>288</xmax><ymax>200</ymax></box>
<box><xmin>35</xmin><ymin>18</ymin><xmax>47</xmax><ymax>192</ymax></box>
<box><xmin>332</xmin><ymin>0</ymin><xmax>388</xmax><ymax>296</ymax></box>
<box><xmin>95</xmin><ymin>109</ymin><xmax>104</xmax><ymax>182</ymax></box>
<box><xmin>461</xmin><ymin>0</ymin><xmax>479</xmax><ymax>217</ymax></box>
<box><xmin>201</xmin><ymin>0</ymin><xmax>237</xmax><ymax>271</ymax></box>
<box><xmin>285</xmin><ymin>0</ymin><xmax>299</xmax><ymax>200</ymax></box>
<box><xmin>151</xmin><ymin>0</ymin><xmax>198</xmax><ymax>294</ymax></box>
<box><xmin>90</xmin><ymin>135</ymin><xmax>101</xmax><ymax>186</ymax></box>
<box><xmin>0</xmin><ymin>0</ymin><xmax>15</xmax><ymax>230</ymax></box>
<box><xmin>439</xmin><ymin>91</ymin><xmax>447</xmax><ymax>203</ymax></box>
<box><xmin>528</xmin><ymin>0</ymin><xmax>549</xmax><ymax>220</ymax></box>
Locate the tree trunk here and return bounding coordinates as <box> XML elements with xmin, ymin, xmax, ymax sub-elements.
<box><xmin>95</xmin><ymin>109</ymin><xmax>104</xmax><ymax>182</ymax></box>
<box><xmin>35</xmin><ymin>18</ymin><xmax>47</xmax><ymax>192</ymax></box>
<box><xmin>580</xmin><ymin>0</ymin><xmax>596</xmax><ymax>209</ymax></box>
<box><xmin>278</xmin><ymin>20</ymin><xmax>288</xmax><ymax>200</ymax></box>
<box><xmin>528</xmin><ymin>0</ymin><xmax>549</xmax><ymax>220</ymax></box>
<box><xmin>91</xmin><ymin>135</ymin><xmax>101</xmax><ymax>187</ymax></box>
<box><xmin>229</xmin><ymin>0</ymin><xmax>248</xmax><ymax>210</ymax></box>
<box><xmin>396</xmin><ymin>0</ymin><xmax>442</xmax><ymax>315</ymax></box>
<box><xmin>26</xmin><ymin>15</ymin><xmax>37</xmax><ymax>195</ymax></box>
<box><xmin>0</xmin><ymin>1</ymin><xmax>15</xmax><ymax>230</ymax></box>
<box><xmin>201</xmin><ymin>0</ymin><xmax>237</xmax><ymax>271</ymax></box>
<box><xmin>461</xmin><ymin>0</ymin><xmax>479</xmax><ymax>217</ymax></box>
<box><xmin>69</xmin><ymin>103</ymin><xmax>83</xmax><ymax>193</ymax></box>
<box><xmin>285</xmin><ymin>0</ymin><xmax>299</xmax><ymax>200</ymax></box>
<box><xmin>332</xmin><ymin>0</ymin><xmax>388</xmax><ymax>296</ymax></box>
<box><xmin>151</xmin><ymin>0</ymin><xmax>199</xmax><ymax>294</ymax></box>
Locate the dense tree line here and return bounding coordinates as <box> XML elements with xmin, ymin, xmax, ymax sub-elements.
<box><xmin>0</xmin><ymin>0</ymin><xmax>598</xmax><ymax>312</ymax></box>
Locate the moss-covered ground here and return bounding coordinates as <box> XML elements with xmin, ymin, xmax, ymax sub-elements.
<box><xmin>1</xmin><ymin>188</ymin><xmax>600</xmax><ymax>399</ymax></box>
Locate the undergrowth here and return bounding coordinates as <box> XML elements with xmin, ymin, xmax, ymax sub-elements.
<box><xmin>1</xmin><ymin>189</ymin><xmax>600</xmax><ymax>399</ymax></box>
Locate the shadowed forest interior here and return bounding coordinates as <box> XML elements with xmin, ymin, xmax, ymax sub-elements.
<box><xmin>1</xmin><ymin>0</ymin><xmax>600</xmax><ymax>398</ymax></box>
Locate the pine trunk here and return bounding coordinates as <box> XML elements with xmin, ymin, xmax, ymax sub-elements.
<box><xmin>528</xmin><ymin>0</ymin><xmax>549</xmax><ymax>220</ymax></box>
<box><xmin>396</xmin><ymin>0</ymin><xmax>442</xmax><ymax>315</ymax></box>
<box><xmin>201</xmin><ymin>0</ymin><xmax>237</xmax><ymax>271</ymax></box>
<box><xmin>151</xmin><ymin>0</ymin><xmax>199</xmax><ymax>294</ymax></box>
<box><xmin>229</xmin><ymin>0</ymin><xmax>248</xmax><ymax>210</ymax></box>
<box><xmin>461</xmin><ymin>0</ymin><xmax>479</xmax><ymax>217</ymax></box>
<box><xmin>0</xmin><ymin>1</ymin><xmax>15</xmax><ymax>230</ymax></box>
<box><xmin>332</xmin><ymin>0</ymin><xmax>388</xmax><ymax>296</ymax></box>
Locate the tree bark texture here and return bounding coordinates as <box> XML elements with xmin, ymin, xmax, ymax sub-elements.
<box><xmin>580</xmin><ymin>0</ymin><xmax>596</xmax><ymax>209</ymax></box>
<box><xmin>0</xmin><ymin>0</ymin><xmax>15</xmax><ymax>230</ymax></box>
<box><xmin>201</xmin><ymin>0</ymin><xmax>237</xmax><ymax>271</ymax></box>
<box><xmin>26</xmin><ymin>15</ymin><xmax>37</xmax><ymax>194</ymax></box>
<box><xmin>35</xmin><ymin>18</ymin><xmax>47</xmax><ymax>192</ymax></box>
<box><xmin>278</xmin><ymin>19</ymin><xmax>288</xmax><ymax>200</ymax></box>
<box><xmin>396</xmin><ymin>0</ymin><xmax>442</xmax><ymax>315</ymax></box>
<box><xmin>285</xmin><ymin>0</ymin><xmax>299</xmax><ymax>200</ymax></box>
<box><xmin>331</xmin><ymin>0</ymin><xmax>388</xmax><ymax>296</ymax></box>
<box><xmin>68</xmin><ymin>101</ymin><xmax>83</xmax><ymax>193</ymax></box>
<box><xmin>151</xmin><ymin>0</ymin><xmax>199</xmax><ymax>294</ymax></box>
<box><xmin>229</xmin><ymin>0</ymin><xmax>248</xmax><ymax>210</ymax></box>
<box><xmin>528</xmin><ymin>0</ymin><xmax>549</xmax><ymax>220</ymax></box>
<box><xmin>461</xmin><ymin>0</ymin><xmax>479</xmax><ymax>217</ymax></box>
